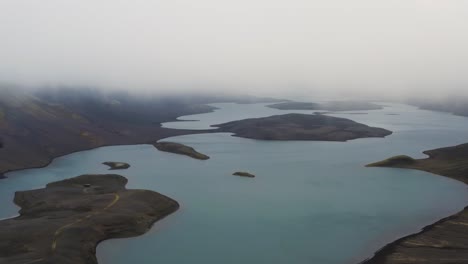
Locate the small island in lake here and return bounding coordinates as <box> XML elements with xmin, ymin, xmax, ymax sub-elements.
<box><xmin>102</xmin><ymin>161</ymin><xmax>130</xmax><ymax>170</ymax></box>
<box><xmin>0</xmin><ymin>174</ymin><xmax>179</xmax><ymax>264</ymax></box>
<box><xmin>233</xmin><ymin>171</ymin><xmax>255</xmax><ymax>178</ymax></box>
<box><xmin>363</xmin><ymin>143</ymin><xmax>468</xmax><ymax>264</ymax></box>
<box><xmin>214</xmin><ymin>113</ymin><xmax>392</xmax><ymax>141</ymax></box>
<box><xmin>154</xmin><ymin>142</ymin><xmax>210</xmax><ymax>160</ymax></box>
<box><xmin>267</xmin><ymin>101</ymin><xmax>383</xmax><ymax>111</ymax></box>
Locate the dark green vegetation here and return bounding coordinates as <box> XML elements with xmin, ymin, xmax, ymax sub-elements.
<box><xmin>232</xmin><ymin>171</ymin><xmax>255</xmax><ymax>178</ymax></box>
<box><xmin>267</xmin><ymin>101</ymin><xmax>383</xmax><ymax>111</ymax></box>
<box><xmin>0</xmin><ymin>174</ymin><xmax>179</xmax><ymax>264</ymax></box>
<box><xmin>214</xmin><ymin>113</ymin><xmax>392</xmax><ymax>141</ymax></box>
<box><xmin>102</xmin><ymin>162</ymin><xmax>130</xmax><ymax>170</ymax></box>
<box><xmin>0</xmin><ymin>88</ymin><xmax>278</xmax><ymax>176</ymax></box>
<box><xmin>154</xmin><ymin>142</ymin><xmax>210</xmax><ymax>160</ymax></box>
<box><xmin>362</xmin><ymin>143</ymin><xmax>468</xmax><ymax>264</ymax></box>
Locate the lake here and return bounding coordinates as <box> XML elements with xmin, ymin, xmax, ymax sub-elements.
<box><xmin>2</xmin><ymin>102</ymin><xmax>468</xmax><ymax>264</ymax></box>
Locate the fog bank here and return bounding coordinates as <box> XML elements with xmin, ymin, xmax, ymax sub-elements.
<box><xmin>1</xmin><ymin>1</ymin><xmax>467</xmax><ymax>98</ymax></box>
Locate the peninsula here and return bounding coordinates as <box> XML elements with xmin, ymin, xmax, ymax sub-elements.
<box><xmin>0</xmin><ymin>174</ymin><xmax>179</xmax><ymax>264</ymax></box>
<box><xmin>362</xmin><ymin>143</ymin><xmax>468</xmax><ymax>264</ymax></box>
<box><xmin>214</xmin><ymin>113</ymin><xmax>392</xmax><ymax>141</ymax></box>
<box><xmin>102</xmin><ymin>161</ymin><xmax>130</xmax><ymax>170</ymax></box>
<box><xmin>267</xmin><ymin>101</ymin><xmax>383</xmax><ymax>111</ymax></box>
<box><xmin>154</xmin><ymin>141</ymin><xmax>210</xmax><ymax>160</ymax></box>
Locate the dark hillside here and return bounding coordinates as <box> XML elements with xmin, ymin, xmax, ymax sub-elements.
<box><xmin>0</xmin><ymin>88</ymin><xmax>218</xmax><ymax>176</ymax></box>
<box><xmin>409</xmin><ymin>97</ymin><xmax>468</xmax><ymax>117</ymax></box>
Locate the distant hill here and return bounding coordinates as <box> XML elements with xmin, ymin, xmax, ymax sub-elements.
<box><xmin>409</xmin><ymin>97</ymin><xmax>468</xmax><ymax>117</ymax></box>
<box><xmin>0</xmin><ymin>87</ymin><xmax>277</xmax><ymax>176</ymax></box>
<box><xmin>267</xmin><ymin>101</ymin><xmax>383</xmax><ymax>111</ymax></box>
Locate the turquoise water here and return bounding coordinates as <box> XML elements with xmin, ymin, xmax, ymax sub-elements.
<box><xmin>2</xmin><ymin>103</ymin><xmax>468</xmax><ymax>264</ymax></box>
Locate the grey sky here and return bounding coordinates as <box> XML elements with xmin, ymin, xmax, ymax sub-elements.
<box><xmin>1</xmin><ymin>0</ymin><xmax>467</xmax><ymax>97</ymax></box>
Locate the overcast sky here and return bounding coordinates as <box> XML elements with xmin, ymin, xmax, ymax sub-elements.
<box><xmin>0</xmin><ymin>0</ymin><xmax>467</xmax><ymax>98</ymax></box>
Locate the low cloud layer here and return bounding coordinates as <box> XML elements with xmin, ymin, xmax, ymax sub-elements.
<box><xmin>1</xmin><ymin>0</ymin><xmax>467</xmax><ymax>98</ymax></box>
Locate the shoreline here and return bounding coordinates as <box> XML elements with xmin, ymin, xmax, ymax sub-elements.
<box><xmin>361</xmin><ymin>144</ymin><xmax>468</xmax><ymax>263</ymax></box>
<box><xmin>0</xmin><ymin>174</ymin><xmax>180</xmax><ymax>264</ymax></box>
<box><xmin>4</xmin><ymin>136</ymin><xmax>465</xmax><ymax>264</ymax></box>
<box><xmin>359</xmin><ymin>206</ymin><xmax>467</xmax><ymax>264</ymax></box>
<box><xmin>2</xmin><ymin>103</ymin><xmax>467</xmax><ymax>263</ymax></box>
<box><xmin>1</xmin><ymin>128</ymin><xmax>215</xmax><ymax>178</ymax></box>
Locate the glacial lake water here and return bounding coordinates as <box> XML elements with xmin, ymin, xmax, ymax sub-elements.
<box><xmin>2</xmin><ymin>102</ymin><xmax>468</xmax><ymax>264</ymax></box>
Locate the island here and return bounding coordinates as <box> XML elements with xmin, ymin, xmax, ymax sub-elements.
<box><xmin>267</xmin><ymin>101</ymin><xmax>383</xmax><ymax>111</ymax></box>
<box><xmin>362</xmin><ymin>143</ymin><xmax>468</xmax><ymax>264</ymax></box>
<box><xmin>0</xmin><ymin>174</ymin><xmax>179</xmax><ymax>264</ymax></box>
<box><xmin>154</xmin><ymin>142</ymin><xmax>210</xmax><ymax>160</ymax></box>
<box><xmin>102</xmin><ymin>161</ymin><xmax>130</xmax><ymax>170</ymax></box>
<box><xmin>213</xmin><ymin>113</ymin><xmax>392</xmax><ymax>141</ymax></box>
<box><xmin>233</xmin><ymin>171</ymin><xmax>255</xmax><ymax>178</ymax></box>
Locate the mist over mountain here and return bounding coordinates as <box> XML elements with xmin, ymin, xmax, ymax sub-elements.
<box><xmin>1</xmin><ymin>0</ymin><xmax>468</xmax><ymax>175</ymax></box>
<box><xmin>0</xmin><ymin>86</ymin><xmax>284</xmax><ymax>176</ymax></box>
<box><xmin>1</xmin><ymin>0</ymin><xmax>467</xmax><ymax>99</ymax></box>
<box><xmin>2</xmin><ymin>2</ymin><xmax>468</xmax><ymax>263</ymax></box>
<box><xmin>408</xmin><ymin>96</ymin><xmax>468</xmax><ymax>117</ymax></box>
